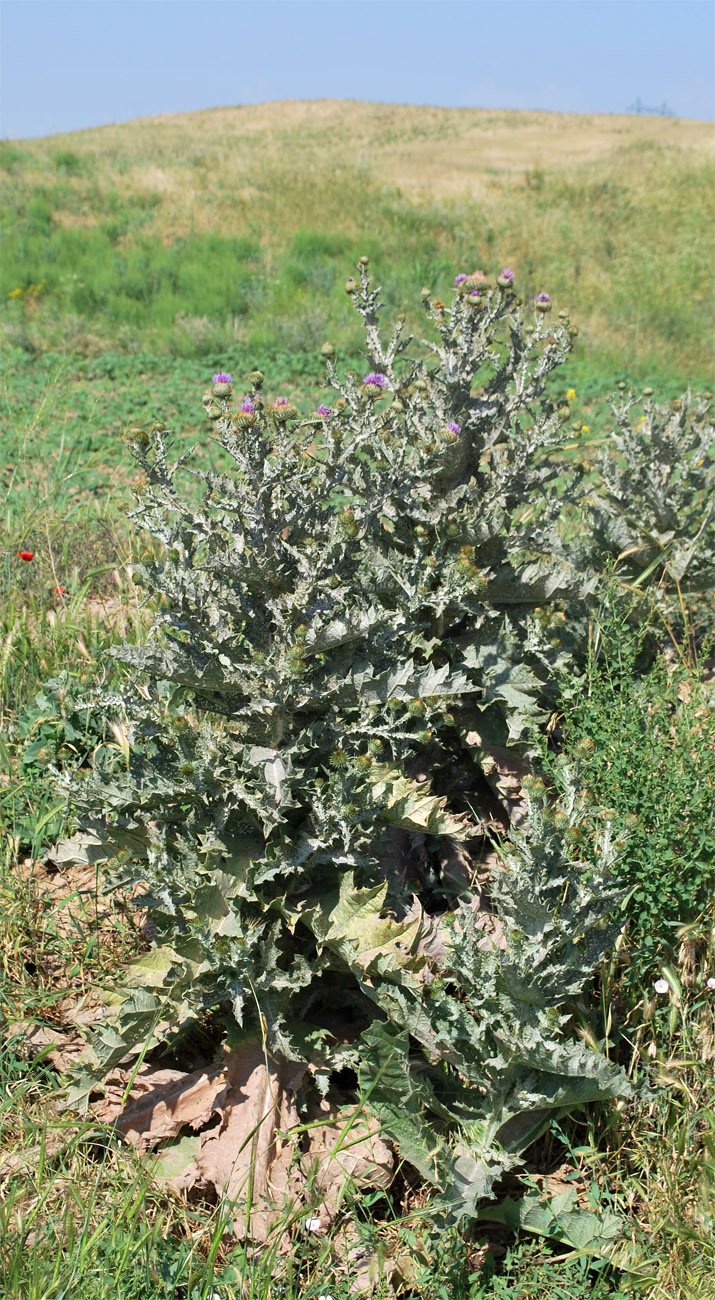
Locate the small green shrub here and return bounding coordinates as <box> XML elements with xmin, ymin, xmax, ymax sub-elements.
<box><xmin>555</xmin><ymin>598</ymin><xmax>715</xmax><ymax>985</ymax></box>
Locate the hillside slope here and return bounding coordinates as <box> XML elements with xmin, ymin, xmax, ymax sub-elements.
<box><xmin>3</xmin><ymin>100</ymin><xmax>714</xmax><ymax>380</ymax></box>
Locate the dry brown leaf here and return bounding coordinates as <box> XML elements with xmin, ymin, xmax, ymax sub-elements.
<box><xmin>468</xmin><ymin>742</ymin><xmax>531</xmax><ymax>827</ymax></box>
<box><xmin>177</xmin><ymin>1043</ymin><xmax>306</xmax><ymax>1241</ymax></box>
<box><xmin>94</xmin><ymin>1061</ymin><xmax>228</xmax><ymax>1149</ymax></box>
<box><xmin>6</xmin><ymin>1020</ymin><xmax>89</xmax><ymax>1073</ymax></box>
<box><xmin>300</xmin><ymin>1098</ymin><xmax>394</xmax><ymax>1220</ymax></box>
<box><xmin>93</xmin><ymin>1041</ymin><xmax>397</xmax><ymax>1246</ymax></box>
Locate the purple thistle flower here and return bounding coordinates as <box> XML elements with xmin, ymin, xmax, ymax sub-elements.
<box><xmin>470</xmin><ymin>289</ymin><xmax>480</xmax><ymax>297</ymax></box>
<box><xmin>363</xmin><ymin>372</ymin><xmax>387</xmax><ymax>387</ymax></box>
<box><xmin>454</xmin><ymin>273</ymin><xmax>468</xmax><ymax>286</ymax></box>
<box><xmin>274</xmin><ymin>396</ymin><xmax>289</xmax><ymax>406</ymax></box>
<box><xmin>499</xmin><ymin>268</ymin><xmax>514</xmax><ymax>284</ymax></box>
<box><xmin>447</xmin><ymin>421</ymin><xmax>461</xmax><ymax>435</ymax></box>
<box><xmin>241</xmin><ymin>399</ymin><xmax>255</xmax><ymax>413</ymax></box>
<box><xmin>536</xmin><ymin>293</ymin><xmax>551</xmax><ymax>303</ymax></box>
<box><xmin>213</xmin><ymin>371</ymin><xmax>232</xmax><ymax>384</ymax></box>
<box><xmin>317</xmin><ymin>404</ymin><xmax>333</xmax><ymax>418</ymax></box>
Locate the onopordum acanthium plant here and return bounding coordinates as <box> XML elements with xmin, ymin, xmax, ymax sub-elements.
<box><xmin>586</xmin><ymin>387</ymin><xmax>714</xmax><ymax>591</ymax></box>
<box><xmin>59</xmin><ymin>262</ymin><xmax>630</xmax><ymax>1221</ymax></box>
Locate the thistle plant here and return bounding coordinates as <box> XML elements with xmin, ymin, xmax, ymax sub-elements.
<box><xmin>586</xmin><ymin>388</ymin><xmax>714</xmax><ymax>590</ymax></box>
<box><xmin>59</xmin><ymin>263</ymin><xmax>629</xmax><ymax>1221</ymax></box>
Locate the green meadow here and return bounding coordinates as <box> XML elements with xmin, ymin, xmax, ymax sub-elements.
<box><xmin>0</xmin><ymin>102</ymin><xmax>713</xmax><ymax>1298</ymax></box>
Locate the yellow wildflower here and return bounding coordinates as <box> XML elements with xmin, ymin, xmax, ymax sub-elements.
<box><xmin>566</xmin><ymin>388</ymin><xmax>576</xmax><ymax>400</ymax></box>
<box><xmin>581</xmin><ymin>424</ymin><xmax>590</xmax><ymax>434</ymax></box>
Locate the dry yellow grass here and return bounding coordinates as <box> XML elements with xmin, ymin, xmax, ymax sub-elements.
<box><xmin>19</xmin><ymin>97</ymin><xmax>714</xmax><ymax>225</ymax></box>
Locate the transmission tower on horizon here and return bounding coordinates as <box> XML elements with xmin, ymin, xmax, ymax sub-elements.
<box><xmin>626</xmin><ymin>98</ymin><xmax>675</xmax><ymax>116</ymax></box>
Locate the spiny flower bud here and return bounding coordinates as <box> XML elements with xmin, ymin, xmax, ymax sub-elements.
<box><xmin>345</xmin><ymin>277</ymin><xmax>358</xmax><ymax>294</ymax></box>
<box><xmin>497</xmin><ymin>268</ymin><xmax>515</xmax><ymax>288</ymax></box>
<box><xmin>248</xmin><ymin>370</ymin><xmax>264</xmax><ymax>388</ymax></box>
<box><xmin>125</xmin><ymin>427</ymin><xmax>150</xmax><ymax>448</ymax></box>
<box><xmin>269</xmin><ymin>398</ymin><xmax>298</xmax><ymax>421</ymax></box>
<box><xmin>407</xmin><ymin>699</ymin><xmax>426</xmax><ymax>717</ymax></box>
<box><xmin>213</xmin><ymin>379</ymin><xmax>233</xmax><ymax>398</ymax></box>
<box><xmin>535</xmin><ymin>293</ymin><xmax>551</xmax><ymax>313</ymax></box>
<box><xmin>233</xmin><ymin>411</ymin><xmax>257</xmax><ymax>429</ymax></box>
<box><xmin>202</xmin><ymin>393</ymin><xmax>223</xmax><ymax>421</ymax></box>
<box><xmin>320</xmin><ymin>341</ymin><xmax>336</xmax><ymax>359</ymax></box>
<box><xmin>338</xmin><ymin>507</ymin><xmax>359</xmax><ymax>538</ymax></box>
<box><xmin>358</xmin><ymin>255</ymin><xmax>369</xmax><ymax>266</ymax></box>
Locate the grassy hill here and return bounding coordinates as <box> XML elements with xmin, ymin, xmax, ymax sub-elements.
<box><xmin>2</xmin><ymin>100</ymin><xmax>714</xmax><ymax>385</ymax></box>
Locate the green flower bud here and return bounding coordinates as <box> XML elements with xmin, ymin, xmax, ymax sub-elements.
<box><xmin>345</xmin><ymin>277</ymin><xmax>358</xmax><ymax>294</ymax></box>
<box><xmin>202</xmin><ymin>392</ymin><xmax>223</xmax><ymax>421</ymax></box>
<box><xmin>249</xmin><ymin>370</ymin><xmax>264</xmax><ymax>387</ymax></box>
<box><xmin>320</xmin><ymin>341</ymin><xmax>336</xmax><ymax>359</ymax></box>
<box><xmin>407</xmin><ymin>699</ymin><xmax>426</xmax><ymax>718</ymax></box>
<box><xmin>213</xmin><ymin>381</ymin><xmax>233</xmax><ymax>399</ymax></box>
<box><xmin>642</xmin><ymin>386</ymin><xmax>654</xmax><ymax>397</ymax></box>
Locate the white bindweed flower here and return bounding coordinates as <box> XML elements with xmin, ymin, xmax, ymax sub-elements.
<box><xmin>653</xmin><ymin>978</ymin><xmax>669</xmax><ymax>995</ymax></box>
<box><xmin>707</xmin><ymin>977</ymin><xmax>715</xmax><ymax>990</ymax></box>
<box><xmin>318</xmin><ymin>1294</ymin><xmax>335</xmax><ymax>1299</ymax></box>
<box><xmin>304</xmin><ymin>1216</ymin><xmax>322</xmax><ymax>1232</ymax></box>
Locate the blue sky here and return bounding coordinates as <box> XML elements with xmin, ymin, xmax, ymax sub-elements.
<box><xmin>2</xmin><ymin>0</ymin><xmax>713</xmax><ymax>139</ymax></box>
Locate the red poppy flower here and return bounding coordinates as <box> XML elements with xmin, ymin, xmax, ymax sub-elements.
<box><xmin>54</xmin><ymin>585</ymin><xmax>66</xmax><ymax>594</ymax></box>
<box><xmin>17</xmin><ymin>550</ymin><xmax>34</xmax><ymax>562</ymax></box>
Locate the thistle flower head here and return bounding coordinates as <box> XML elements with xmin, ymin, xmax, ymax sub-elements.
<box><xmin>454</xmin><ymin>273</ymin><xmax>468</xmax><ymax>286</ymax></box>
<box><xmin>212</xmin><ymin>372</ymin><xmax>232</xmax><ymax>384</ymax></box>
<box><xmin>536</xmin><ymin>293</ymin><xmax>551</xmax><ymax>303</ymax></box>
<box><xmin>241</xmin><ymin>399</ymin><xmax>255</xmax><ymax>413</ymax></box>
<box><xmin>499</xmin><ymin>268</ymin><xmax>514</xmax><ymax>284</ymax></box>
<box><xmin>274</xmin><ymin>396</ymin><xmax>289</xmax><ymax>406</ymax></box>
<box><xmin>447</xmin><ymin>421</ymin><xmax>461</xmax><ymax>435</ymax></box>
<box><xmin>317</xmin><ymin>404</ymin><xmax>333</xmax><ymax>418</ymax></box>
<box><xmin>363</xmin><ymin>372</ymin><xmax>387</xmax><ymax>388</ymax></box>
